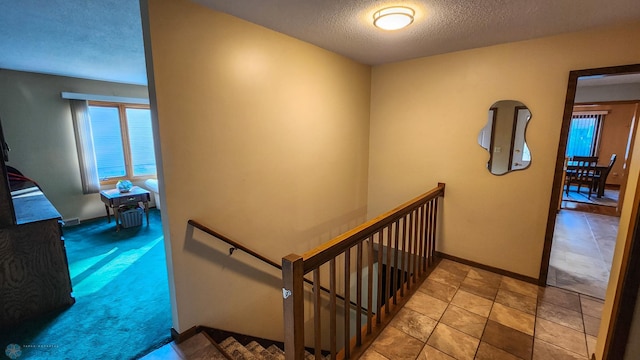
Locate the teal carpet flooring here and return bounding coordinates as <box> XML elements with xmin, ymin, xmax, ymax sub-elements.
<box><xmin>0</xmin><ymin>209</ymin><xmax>171</xmax><ymax>359</ymax></box>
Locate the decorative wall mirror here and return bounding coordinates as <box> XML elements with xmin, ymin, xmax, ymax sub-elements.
<box><xmin>478</xmin><ymin>100</ymin><xmax>532</xmax><ymax>175</ymax></box>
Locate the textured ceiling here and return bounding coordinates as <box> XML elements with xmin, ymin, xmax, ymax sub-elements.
<box><xmin>0</xmin><ymin>0</ymin><xmax>640</xmax><ymax>85</ymax></box>
<box><xmin>0</xmin><ymin>0</ymin><xmax>146</xmax><ymax>85</ymax></box>
<box><xmin>195</xmin><ymin>0</ymin><xmax>640</xmax><ymax>65</ymax></box>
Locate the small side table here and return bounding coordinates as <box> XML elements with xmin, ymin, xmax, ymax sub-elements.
<box><xmin>99</xmin><ymin>186</ymin><xmax>150</xmax><ymax>231</ymax></box>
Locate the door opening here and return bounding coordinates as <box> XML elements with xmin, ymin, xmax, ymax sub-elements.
<box><xmin>541</xmin><ymin>63</ymin><xmax>640</xmax><ymax>360</ymax></box>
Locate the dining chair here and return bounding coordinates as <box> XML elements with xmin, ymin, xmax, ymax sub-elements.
<box><xmin>565</xmin><ymin>156</ymin><xmax>598</xmax><ymax>197</ymax></box>
<box><xmin>593</xmin><ymin>154</ymin><xmax>617</xmax><ymax>197</ymax></box>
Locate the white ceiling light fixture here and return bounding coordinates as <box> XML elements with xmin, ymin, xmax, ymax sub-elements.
<box><xmin>373</xmin><ymin>6</ymin><xmax>415</xmax><ymax>31</ymax></box>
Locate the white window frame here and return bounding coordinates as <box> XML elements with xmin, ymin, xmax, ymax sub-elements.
<box><xmin>88</xmin><ymin>101</ymin><xmax>156</xmax><ymax>185</ymax></box>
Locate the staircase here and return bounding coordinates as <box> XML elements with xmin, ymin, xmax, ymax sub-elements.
<box><xmin>167</xmin><ymin>332</ymin><xmax>329</xmax><ymax>360</ymax></box>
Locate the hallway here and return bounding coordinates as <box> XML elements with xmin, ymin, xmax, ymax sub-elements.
<box><xmin>361</xmin><ymin>259</ymin><xmax>601</xmax><ymax>359</ymax></box>
<box><xmin>144</xmin><ymin>258</ymin><xmax>603</xmax><ymax>359</ymax></box>
<box><xmin>548</xmin><ymin>210</ymin><xmax>619</xmax><ymax>299</ymax></box>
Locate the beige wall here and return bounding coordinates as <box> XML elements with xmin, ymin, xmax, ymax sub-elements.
<box><xmin>144</xmin><ymin>0</ymin><xmax>371</xmax><ymax>336</ymax></box>
<box><xmin>0</xmin><ymin>69</ymin><xmax>149</xmax><ymax>220</ymax></box>
<box><xmin>368</xmin><ymin>23</ymin><xmax>640</xmax><ymax>360</ymax></box>
<box><xmin>368</xmin><ymin>23</ymin><xmax>640</xmax><ymax>279</ymax></box>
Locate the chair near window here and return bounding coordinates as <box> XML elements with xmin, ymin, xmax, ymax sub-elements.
<box><xmin>593</xmin><ymin>154</ymin><xmax>617</xmax><ymax>198</ymax></box>
<box><xmin>565</xmin><ymin>156</ymin><xmax>599</xmax><ymax>198</ymax></box>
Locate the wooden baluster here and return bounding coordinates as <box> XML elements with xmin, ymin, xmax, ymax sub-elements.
<box><xmin>403</xmin><ymin>215</ymin><xmax>409</xmax><ymax>295</ymax></box>
<box><xmin>367</xmin><ymin>236</ymin><xmax>373</xmax><ymax>334</ymax></box>
<box><xmin>427</xmin><ymin>201</ymin><xmax>433</xmax><ymax>266</ymax></box>
<box><xmin>393</xmin><ymin>219</ymin><xmax>400</xmax><ymax>305</ymax></box>
<box><xmin>405</xmin><ymin>212</ymin><xmax>413</xmax><ymax>295</ymax></box>
<box><xmin>330</xmin><ymin>258</ymin><xmax>337</xmax><ymax>358</ymax></box>
<box><xmin>423</xmin><ymin>204</ymin><xmax>429</xmax><ymax>271</ymax></box>
<box><xmin>385</xmin><ymin>224</ymin><xmax>392</xmax><ymax>314</ymax></box>
<box><xmin>411</xmin><ymin>209</ymin><xmax>417</xmax><ymax>286</ymax></box>
<box><xmin>417</xmin><ymin>205</ymin><xmax>424</xmax><ymax>276</ymax></box>
<box><xmin>421</xmin><ymin>203</ymin><xmax>428</xmax><ymax>271</ymax></box>
<box><xmin>313</xmin><ymin>269</ymin><xmax>322</xmax><ymax>359</ymax></box>
<box><xmin>344</xmin><ymin>249</ymin><xmax>351</xmax><ymax>359</ymax></box>
<box><xmin>356</xmin><ymin>242</ymin><xmax>363</xmax><ymax>346</ymax></box>
<box><xmin>429</xmin><ymin>200</ymin><xmax>436</xmax><ymax>264</ymax></box>
<box><xmin>398</xmin><ymin>217</ymin><xmax>404</xmax><ymax>296</ymax></box>
<box><xmin>433</xmin><ymin>197</ymin><xmax>439</xmax><ymax>261</ymax></box>
<box><xmin>376</xmin><ymin>230</ymin><xmax>383</xmax><ymax>324</ymax></box>
<box><xmin>282</xmin><ymin>254</ymin><xmax>305</xmax><ymax>360</ymax></box>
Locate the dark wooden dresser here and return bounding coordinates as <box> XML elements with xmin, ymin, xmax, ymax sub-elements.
<box><xmin>0</xmin><ymin>163</ymin><xmax>74</xmax><ymax>328</ymax></box>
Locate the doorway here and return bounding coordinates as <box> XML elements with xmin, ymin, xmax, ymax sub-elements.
<box><xmin>541</xmin><ymin>64</ymin><xmax>640</xmax><ymax>291</ymax></box>
<box><xmin>550</xmin><ymin>98</ymin><xmax>638</xmax><ymax>298</ymax></box>
<box><xmin>539</xmin><ymin>63</ymin><xmax>640</xmax><ymax>359</ymax></box>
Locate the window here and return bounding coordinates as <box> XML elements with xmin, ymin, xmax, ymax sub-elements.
<box><xmin>87</xmin><ymin>102</ymin><xmax>156</xmax><ymax>182</ymax></box>
<box><xmin>566</xmin><ymin>113</ymin><xmax>604</xmax><ymax>158</ymax></box>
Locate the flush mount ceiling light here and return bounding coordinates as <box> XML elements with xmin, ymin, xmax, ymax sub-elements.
<box><xmin>373</xmin><ymin>6</ymin><xmax>415</xmax><ymax>31</ymax></box>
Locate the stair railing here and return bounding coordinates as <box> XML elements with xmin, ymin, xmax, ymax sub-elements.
<box><xmin>282</xmin><ymin>183</ymin><xmax>445</xmax><ymax>360</ymax></box>
<box><xmin>188</xmin><ymin>219</ymin><xmax>282</xmax><ymax>269</ymax></box>
<box><xmin>187</xmin><ymin>219</ymin><xmax>369</xmax><ymax>314</ymax></box>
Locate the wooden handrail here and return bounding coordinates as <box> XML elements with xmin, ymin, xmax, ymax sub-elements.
<box><xmin>301</xmin><ymin>183</ymin><xmax>445</xmax><ymax>273</ymax></box>
<box><xmin>187</xmin><ymin>219</ymin><xmax>368</xmax><ymax>312</ymax></box>
<box><xmin>188</xmin><ymin>219</ymin><xmax>282</xmax><ymax>270</ymax></box>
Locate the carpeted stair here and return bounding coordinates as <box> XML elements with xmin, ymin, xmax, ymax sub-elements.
<box><xmin>174</xmin><ymin>332</ymin><xmax>329</xmax><ymax>360</ymax></box>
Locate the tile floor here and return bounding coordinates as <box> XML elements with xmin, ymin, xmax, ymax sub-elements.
<box><xmin>548</xmin><ymin>209</ymin><xmax>619</xmax><ymax>299</ymax></box>
<box><xmin>362</xmin><ymin>259</ymin><xmax>603</xmax><ymax>360</ymax></box>
<box><xmin>142</xmin><ymin>258</ymin><xmax>604</xmax><ymax>360</ymax></box>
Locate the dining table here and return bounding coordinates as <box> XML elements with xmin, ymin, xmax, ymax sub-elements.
<box><xmin>565</xmin><ymin>160</ymin><xmax>609</xmax><ymax>198</ymax></box>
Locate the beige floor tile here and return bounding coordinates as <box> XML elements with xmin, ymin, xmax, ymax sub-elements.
<box><xmin>580</xmin><ymin>295</ymin><xmax>605</xmax><ymax>319</ymax></box>
<box><xmin>475</xmin><ymin>341</ymin><xmax>522</xmax><ymax>360</ymax></box>
<box><xmin>404</xmin><ymin>291</ymin><xmax>449</xmax><ymax>321</ymax></box>
<box><xmin>586</xmin><ymin>335</ymin><xmax>597</xmax><ymax>359</ymax></box>
<box><xmin>535</xmin><ymin>318</ymin><xmax>588</xmax><ymax>357</ymax></box>
<box><xmin>551</xmin><ymin>219</ymin><xmax>602</xmax><ymax>259</ymax></box>
<box><xmin>459</xmin><ymin>276</ymin><xmax>499</xmax><ymax>300</ymax></box>
<box><xmin>416</xmin><ymin>345</ymin><xmax>455</xmax><ymax>360</ymax></box>
<box><xmin>549</xmin><ymin>210</ymin><xmax>617</xmax><ymax>301</ymax></box>
<box><xmin>370</xmin><ymin>326</ymin><xmax>426</xmax><ymax>360</ymax></box>
<box><xmin>583</xmin><ymin>314</ymin><xmax>601</xmax><ymax>337</ymax></box>
<box><xmin>418</xmin><ymin>278</ymin><xmax>458</xmax><ymax>302</ymax></box>
<box><xmin>554</xmin><ymin>272</ymin><xmax>607</xmax><ymax>301</ymax></box>
<box><xmin>489</xmin><ymin>303</ymin><xmax>535</xmax><ymax>336</ymax></box>
<box><xmin>389</xmin><ymin>307</ymin><xmax>438</xmax><ymax>342</ymax></box>
<box><xmin>450</xmin><ymin>290</ymin><xmax>493</xmax><ymax>317</ymax></box>
<box><xmin>481</xmin><ymin>320</ymin><xmax>533</xmax><ymax>360</ymax></box>
<box><xmin>500</xmin><ymin>277</ymin><xmax>539</xmax><ymax>299</ymax></box>
<box><xmin>427</xmin><ymin>323</ymin><xmax>480</xmax><ymax>360</ymax></box>
<box><xmin>363</xmin><ymin>258</ymin><xmax>597</xmax><ymax>360</ymax></box>
<box><xmin>439</xmin><ymin>304</ymin><xmax>487</xmax><ymax>338</ymax></box>
<box><xmin>467</xmin><ymin>268</ymin><xmax>503</xmax><ymax>288</ymax></box>
<box><xmin>360</xmin><ymin>349</ymin><xmax>390</xmax><ymax>360</ymax></box>
<box><xmin>428</xmin><ymin>267</ymin><xmax>466</xmax><ymax>288</ymax></box>
<box><xmin>538</xmin><ymin>286</ymin><xmax>581</xmax><ymax>312</ymax></box>
<box><xmin>438</xmin><ymin>259</ymin><xmax>471</xmax><ymax>278</ymax></box>
<box><xmin>533</xmin><ymin>339</ymin><xmax>588</xmax><ymax>360</ymax></box>
<box><xmin>563</xmin><ymin>252</ymin><xmax>609</xmax><ymax>281</ymax></box>
<box><xmin>495</xmin><ymin>288</ymin><xmax>537</xmax><ymax>315</ymax></box>
<box><xmin>537</xmin><ymin>300</ymin><xmax>584</xmax><ymax>332</ymax></box>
